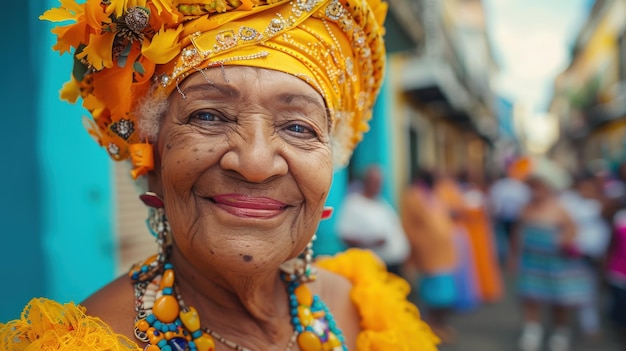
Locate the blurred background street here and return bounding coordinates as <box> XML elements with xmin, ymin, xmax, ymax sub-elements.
<box><xmin>435</xmin><ymin>275</ymin><xmax>623</xmax><ymax>351</ymax></box>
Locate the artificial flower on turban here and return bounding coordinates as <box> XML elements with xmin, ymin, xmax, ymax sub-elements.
<box><xmin>41</xmin><ymin>0</ymin><xmax>387</xmax><ymax>178</ymax></box>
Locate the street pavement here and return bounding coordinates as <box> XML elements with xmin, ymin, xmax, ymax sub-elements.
<box><xmin>415</xmin><ymin>274</ymin><xmax>624</xmax><ymax>351</ymax></box>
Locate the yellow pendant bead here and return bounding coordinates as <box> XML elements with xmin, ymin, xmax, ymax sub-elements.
<box><xmin>294</xmin><ymin>284</ymin><xmax>313</xmax><ymax>305</ymax></box>
<box><xmin>194</xmin><ymin>333</ymin><xmax>216</xmax><ymax>351</ymax></box>
<box><xmin>145</xmin><ymin>345</ymin><xmax>160</xmax><ymax>351</ymax></box>
<box><xmin>180</xmin><ymin>306</ymin><xmax>201</xmax><ymax>332</ymax></box>
<box><xmin>326</xmin><ymin>332</ymin><xmax>342</xmax><ymax>347</ymax></box>
<box><xmin>153</xmin><ymin>295</ymin><xmax>180</xmax><ymax>323</ymax></box>
<box><xmin>312</xmin><ymin>311</ymin><xmax>326</xmax><ymax>319</ymax></box>
<box><xmin>297</xmin><ymin>330</ymin><xmax>322</xmax><ymax>351</ymax></box>
<box><xmin>297</xmin><ymin>306</ymin><xmax>314</xmax><ymax>326</ymax></box>
<box><xmin>160</xmin><ymin>269</ymin><xmax>175</xmax><ymax>289</ymax></box>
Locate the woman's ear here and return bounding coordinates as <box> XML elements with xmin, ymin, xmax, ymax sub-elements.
<box><xmin>147</xmin><ymin>171</ymin><xmax>163</xmax><ymax>196</ymax></box>
<box><xmin>146</xmin><ymin>146</ymin><xmax>163</xmax><ymax>196</ymax></box>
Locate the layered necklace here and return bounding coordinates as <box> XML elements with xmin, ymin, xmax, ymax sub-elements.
<box><xmin>129</xmin><ymin>253</ymin><xmax>348</xmax><ymax>351</ymax></box>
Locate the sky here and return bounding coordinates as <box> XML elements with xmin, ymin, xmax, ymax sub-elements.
<box><xmin>483</xmin><ymin>0</ymin><xmax>596</xmax><ymax>112</ymax></box>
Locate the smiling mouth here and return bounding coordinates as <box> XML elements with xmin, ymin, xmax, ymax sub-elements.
<box><xmin>209</xmin><ymin>194</ymin><xmax>288</xmax><ymax>219</ymax></box>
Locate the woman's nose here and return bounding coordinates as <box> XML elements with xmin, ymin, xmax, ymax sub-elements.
<box><xmin>219</xmin><ymin>123</ymin><xmax>288</xmax><ymax>183</ymax></box>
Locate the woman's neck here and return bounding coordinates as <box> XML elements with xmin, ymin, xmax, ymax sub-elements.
<box><xmin>168</xmin><ymin>246</ymin><xmax>295</xmax><ymax>349</ymax></box>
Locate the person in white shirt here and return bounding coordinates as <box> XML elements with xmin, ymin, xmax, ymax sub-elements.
<box><xmin>488</xmin><ymin>175</ymin><xmax>530</xmax><ymax>260</ymax></box>
<box><xmin>336</xmin><ymin>165</ymin><xmax>410</xmax><ymax>275</ymax></box>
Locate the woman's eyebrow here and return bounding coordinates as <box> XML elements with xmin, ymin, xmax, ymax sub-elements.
<box><xmin>277</xmin><ymin>93</ymin><xmax>325</xmax><ymax>110</ymax></box>
<box><xmin>182</xmin><ymin>83</ymin><xmax>240</xmax><ymax>98</ymax></box>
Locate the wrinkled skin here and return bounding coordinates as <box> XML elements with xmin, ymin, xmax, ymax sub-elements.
<box><xmin>150</xmin><ymin>66</ymin><xmax>333</xmax><ymax>277</ymax></box>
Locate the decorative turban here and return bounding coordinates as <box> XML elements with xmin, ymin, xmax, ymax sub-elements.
<box><xmin>41</xmin><ymin>0</ymin><xmax>387</xmax><ymax>178</ymax></box>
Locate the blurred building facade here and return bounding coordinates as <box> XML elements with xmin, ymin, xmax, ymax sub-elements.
<box><xmin>384</xmin><ymin>0</ymin><xmax>499</xmax><ymax>194</ymax></box>
<box><xmin>313</xmin><ymin>0</ymin><xmax>501</xmax><ymax>255</ymax></box>
<box><xmin>550</xmin><ymin>0</ymin><xmax>626</xmax><ymax>172</ymax></box>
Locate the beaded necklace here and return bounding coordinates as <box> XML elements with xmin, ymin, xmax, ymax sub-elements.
<box><xmin>129</xmin><ymin>254</ymin><xmax>347</xmax><ymax>351</ymax></box>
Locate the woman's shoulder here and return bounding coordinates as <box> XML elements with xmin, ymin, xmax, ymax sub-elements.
<box><xmin>316</xmin><ymin>249</ymin><xmax>440</xmax><ymax>351</ymax></box>
<box><xmin>81</xmin><ymin>274</ymin><xmax>138</xmax><ymax>340</ymax></box>
<box><xmin>0</xmin><ymin>276</ymin><xmax>140</xmax><ymax>351</ymax></box>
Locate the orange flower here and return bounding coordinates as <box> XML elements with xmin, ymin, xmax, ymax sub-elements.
<box><xmin>84</xmin><ymin>0</ymin><xmax>112</xmax><ymax>32</ymax></box>
<box><xmin>40</xmin><ymin>0</ymin><xmax>110</xmax><ymax>53</ymax></box>
<box><xmin>91</xmin><ymin>45</ymin><xmax>142</xmax><ymax>120</ymax></box>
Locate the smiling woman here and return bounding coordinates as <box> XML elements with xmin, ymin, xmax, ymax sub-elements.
<box><xmin>0</xmin><ymin>0</ymin><xmax>439</xmax><ymax>350</ymax></box>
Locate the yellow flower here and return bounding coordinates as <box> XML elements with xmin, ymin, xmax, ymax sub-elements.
<box><xmin>141</xmin><ymin>25</ymin><xmax>183</xmax><ymax>64</ymax></box>
<box><xmin>108</xmin><ymin>0</ymin><xmax>147</xmax><ymax>18</ymax></box>
<box><xmin>60</xmin><ymin>77</ymin><xmax>81</xmax><ymax>103</ymax></box>
<box><xmin>41</xmin><ymin>0</ymin><xmax>87</xmax><ymax>54</ymax></box>
<box><xmin>76</xmin><ymin>31</ymin><xmax>117</xmax><ymax>70</ymax></box>
<box><xmin>39</xmin><ymin>0</ymin><xmax>83</xmax><ymax>23</ymax></box>
<box><xmin>150</xmin><ymin>0</ymin><xmax>181</xmax><ymax>22</ymax></box>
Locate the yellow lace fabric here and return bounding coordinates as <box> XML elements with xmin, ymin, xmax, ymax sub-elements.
<box><xmin>0</xmin><ymin>298</ymin><xmax>139</xmax><ymax>351</ymax></box>
<box><xmin>1</xmin><ymin>250</ymin><xmax>437</xmax><ymax>351</ymax></box>
<box><xmin>317</xmin><ymin>249</ymin><xmax>440</xmax><ymax>351</ymax></box>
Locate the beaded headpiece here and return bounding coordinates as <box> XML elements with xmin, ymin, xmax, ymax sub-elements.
<box><xmin>41</xmin><ymin>0</ymin><xmax>387</xmax><ymax>178</ymax></box>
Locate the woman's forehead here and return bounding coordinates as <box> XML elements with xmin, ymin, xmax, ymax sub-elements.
<box><xmin>175</xmin><ymin>66</ymin><xmax>325</xmax><ymax>106</ymax></box>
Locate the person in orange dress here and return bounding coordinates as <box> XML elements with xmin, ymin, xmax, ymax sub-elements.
<box><xmin>401</xmin><ymin>169</ymin><xmax>458</xmax><ymax>343</ymax></box>
<box><xmin>435</xmin><ymin>175</ymin><xmax>480</xmax><ymax>311</ymax></box>
<box><xmin>458</xmin><ymin>173</ymin><xmax>503</xmax><ymax>303</ymax></box>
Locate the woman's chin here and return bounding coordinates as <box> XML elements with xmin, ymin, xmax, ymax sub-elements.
<box><xmin>187</xmin><ymin>244</ymin><xmax>292</xmax><ymax>277</ymax></box>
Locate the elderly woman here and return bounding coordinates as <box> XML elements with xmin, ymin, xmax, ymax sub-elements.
<box><xmin>0</xmin><ymin>0</ymin><xmax>439</xmax><ymax>350</ymax></box>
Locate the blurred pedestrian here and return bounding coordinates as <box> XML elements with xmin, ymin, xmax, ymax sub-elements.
<box><xmin>559</xmin><ymin>172</ymin><xmax>611</xmax><ymax>338</ymax></box>
<box><xmin>401</xmin><ymin>169</ymin><xmax>458</xmax><ymax>343</ymax></box>
<box><xmin>512</xmin><ymin>175</ymin><xmax>592</xmax><ymax>351</ymax></box>
<box><xmin>607</xmin><ymin>207</ymin><xmax>626</xmax><ymax>348</ymax></box>
<box><xmin>336</xmin><ymin>165</ymin><xmax>410</xmax><ymax>276</ymax></box>
<box><xmin>488</xmin><ymin>159</ymin><xmax>531</xmax><ymax>262</ymax></box>
<box><xmin>458</xmin><ymin>171</ymin><xmax>504</xmax><ymax>304</ymax></box>
<box><xmin>435</xmin><ymin>175</ymin><xmax>480</xmax><ymax>312</ymax></box>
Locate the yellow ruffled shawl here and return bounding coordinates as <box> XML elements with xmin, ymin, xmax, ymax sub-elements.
<box><xmin>0</xmin><ymin>299</ymin><xmax>137</xmax><ymax>351</ymax></box>
<box><xmin>0</xmin><ymin>249</ymin><xmax>438</xmax><ymax>350</ymax></box>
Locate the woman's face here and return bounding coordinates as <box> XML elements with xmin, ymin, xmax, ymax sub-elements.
<box><xmin>527</xmin><ymin>177</ymin><xmax>551</xmax><ymax>201</ymax></box>
<box><xmin>151</xmin><ymin>66</ymin><xmax>333</xmax><ymax>275</ymax></box>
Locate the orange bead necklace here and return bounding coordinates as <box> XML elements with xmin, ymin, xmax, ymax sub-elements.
<box><xmin>129</xmin><ymin>255</ymin><xmax>346</xmax><ymax>351</ymax></box>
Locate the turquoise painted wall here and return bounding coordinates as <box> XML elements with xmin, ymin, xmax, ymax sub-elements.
<box><xmin>313</xmin><ymin>168</ymin><xmax>349</xmax><ymax>256</ymax></box>
<box><xmin>351</xmin><ymin>71</ymin><xmax>395</xmax><ymax>205</ymax></box>
<box><xmin>313</xmin><ymin>68</ymin><xmax>393</xmax><ymax>256</ymax></box>
<box><xmin>0</xmin><ymin>1</ymin><xmax>46</xmax><ymax>321</ymax></box>
<box><xmin>0</xmin><ymin>0</ymin><xmax>116</xmax><ymax>322</ymax></box>
<box><xmin>37</xmin><ymin>0</ymin><xmax>117</xmax><ymax>305</ymax></box>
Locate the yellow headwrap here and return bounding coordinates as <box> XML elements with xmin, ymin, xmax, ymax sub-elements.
<box><xmin>41</xmin><ymin>0</ymin><xmax>387</xmax><ymax>178</ymax></box>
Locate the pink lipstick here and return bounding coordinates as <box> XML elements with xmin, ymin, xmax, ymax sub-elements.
<box><xmin>210</xmin><ymin>194</ymin><xmax>288</xmax><ymax>219</ymax></box>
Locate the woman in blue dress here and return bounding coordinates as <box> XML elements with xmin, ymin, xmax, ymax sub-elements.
<box><xmin>511</xmin><ymin>175</ymin><xmax>592</xmax><ymax>351</ymax></box>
